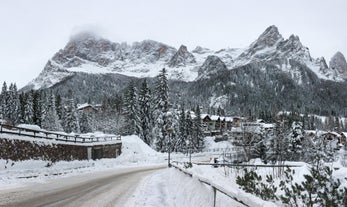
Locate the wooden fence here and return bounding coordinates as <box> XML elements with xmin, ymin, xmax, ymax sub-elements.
<box><xmin>0</xmin><ymin>124</ymin><xmax>121</xmax><ymax>144</ymax></box>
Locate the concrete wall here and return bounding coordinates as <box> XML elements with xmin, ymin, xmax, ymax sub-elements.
<box><xmin>0</xmin><ymin>137</ymin><xmax>122</xmax><ymax>162</ymax></box>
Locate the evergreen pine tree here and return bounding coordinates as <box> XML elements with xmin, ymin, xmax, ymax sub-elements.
<box><xmin>153</xmin><ymin>68</ymin><xmax>170</xmax><ymax>152</ymax></box>
<box><xmin>41</xmin><ymin>92</ymin><xmax>63</xmax><ymax>131</ymax></box>
<box><xmin>288</xmin><ymin>121</ymin><xmax>304</xmax><ymax>161</ymax></box>
<box><xmin>7</xmin><ymin>83</ymin><xmax>20</xmax><ymax>125</ymax></box>
<box><xmin>32</xmin><ymin>90</ymin><xmax>42</xmax><ymax>126</ymax></box>
<box><xmin>266</xmin><ymin>120</ymin><xmax>289</xmax><ymax>163</ymax></box>
<box><xmin>193</xmin><ymin>105</ymin><xmax>204</xmax><ymax>152</ymax></box>
<box><xmin>63</xmin><ymin>98</ymin><xmax>80</xmax><ymax>133</ymax></box>
<box><xmin>55</xmin><ymin>94</ymin><xmax>63</xmax><ymax>120</ymax></box>
<box><xmin>79</xmin><ymin>111</ymin><xmax>92</xmax><ymax>133</ymax></box>
<box><xmin>18</xmin><ymin>92</ymin><xmax>26</xmax><ymax>123</ymax></box>
<box><xmin>138</xmin><ymin>79</ymin><xmax>152</xmax><ymax>145</ymax></box>
<box><xmin>177</xmin><ymin>104</ymin><xmax>187</xmax><ymax>152</ymax></box>
<box><xmin>123</xmin><ymin>80</ymin><xmax>140</xmax><ymax>135</ymax></box>
<box><xmin>0</xmin><ymin>82</ymin><xmax>8</xmax><ymax>120</ymax></box>
<box><xmin>23</xmin><ymin>91</ymin><xmax>34</xmax><ymax>124</ymax></box>
<box><xmin>185</xmin><ymin>111</ymin><xmax>193</xmax><ymax>153</ymax></box>
<box><xmin>265</xmin><ymin>127</ymin><xmax>276</xmax><ymax>163</ymax></box>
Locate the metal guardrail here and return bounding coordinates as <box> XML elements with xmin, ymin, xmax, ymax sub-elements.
<box><xmin>172</xmin><ymin>161</ymin><xmax>302</xmax><ymax>168</ymax></box>
<box><xmin>0</xmin><ymin>124</ymin><xmax>121</xmax><ymax>144</ymax></box>
<box><xmin>172</xmin><ymin>161</ymin><xmax>300</xmax><ymax>207</ymax></box>
<box><xmin>172</xmin><ymin>162</ymin><xmax>249</xmax><ymax>207</ymax></box>
<box><xmin>192</xmin><ymin>162</ymin><xmax>302</xmax><ymax>168</ymax></box>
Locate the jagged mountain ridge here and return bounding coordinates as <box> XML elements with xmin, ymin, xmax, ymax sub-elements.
<box><xmin>168</xmin><ymin>45</ymin><xmax>196</xmax><ymax>67</ymax></box>
<box><xmin>330</xmin><ymin>51</ymin><xmax>347</xmax><ymax>77</ymax></box>
<box><xmin>21</xmin><ymin>26</ymin><xmax>347</xmax><ymax>116</ymax></box>
<box><xmin>23</xmin><ymin>25</ymin><xmax>346</xmax><ymax>91</ymax></box>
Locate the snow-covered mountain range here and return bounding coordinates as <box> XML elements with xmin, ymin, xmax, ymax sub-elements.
<box><xmin>23</xmin><ymin>25</ymin><xmax>347</xmax><ymax>91</ymax></box>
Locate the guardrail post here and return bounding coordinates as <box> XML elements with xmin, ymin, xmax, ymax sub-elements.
<box><xmin>213</xmin><ymin>186</ymin><xmax>216</xmax><ymax>207</ymax></box>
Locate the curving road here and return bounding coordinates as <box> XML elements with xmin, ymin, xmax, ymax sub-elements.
<box><xmin>0</xmin><ymin>165</ymin><xmax>165</xmax><ymax>207</ymax></box>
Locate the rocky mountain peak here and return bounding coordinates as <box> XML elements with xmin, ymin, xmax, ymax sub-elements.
<box><xmin>130</xmin><ymin>39</ymin><xmax>177</xmax><ymax>63</ymax></box>
<box><xmin>330</xmin><ymin>52</ymin><xmax>347</xmax><ymax>75</ymax></box>
<box><xmin>66</xmin><ymin>32</ymin><xmax>115</xmax><ymax>55</ymax></box>
<box><xmin>318</xmin><ymin>57</ymin><xmax>330</xmax><ymax>75</ymax></box>
<box><xmin>277</xmin><ymin>34</ymin><xmax>311</xmax><ymax>60</ymax></box>
<box><xmin>198</xmin><ymin>55</ymin><xmax>227</xmax><ymax>79</ymax></box>
<box><xmin>239</xmin><ymin>25</ymin><xmax>284</xmax><ymax>58</ymax></box>
<box><xmin>319</xmin><ymin>57</ymin><xmax>329</xmax><ymax>69</ymax></box>
<box><xmin>168</xmin><ymin>45</ymin><xmax>196</xmax><ymax>67</ymax></box>
<box><xmin>251</xmin><ymin>25</ymin><xmax>283</xmax><ymax>49</ymax></box>
<box><xmin>52</xmin><ymin>31</ymin><xmax>117</xmax><ymax>67</ymax></box>
<box><xmin>284</xmin><ymin>35</ymin><xmax>303</xmax><ymax>49</ymax></box>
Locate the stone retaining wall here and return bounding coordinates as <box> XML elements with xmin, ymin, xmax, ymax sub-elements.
<box><xmin>0</xmin><ymin>137</ymin><xmax>122</xmax><ymax>162</ymax></box>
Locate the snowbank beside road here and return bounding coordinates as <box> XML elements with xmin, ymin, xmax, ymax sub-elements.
<box><xmin>115</xmin><ymin>135</ymin><xmax>166</xmax><ymax>164</ymax></box>
<box><xmin>125</xmin><ymin>168</ymin><xmax>247</xmax><ymax>207</ymax></box>
<box><xmin>0</xmin><ymin>135</ymin><xmax>166</xmax><ymax>188</ymax></box>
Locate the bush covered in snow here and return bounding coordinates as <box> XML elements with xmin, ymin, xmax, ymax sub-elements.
<box><xmin>236</xmin><ymin>164</ymin><xmax>347</xmax><ymax>206</ymax></box>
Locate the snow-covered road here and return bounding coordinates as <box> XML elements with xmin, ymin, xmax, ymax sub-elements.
<box><xmin>0</xmin><ymin>165</ymin><xmax>165</xmax><ymax>207</ymax></box>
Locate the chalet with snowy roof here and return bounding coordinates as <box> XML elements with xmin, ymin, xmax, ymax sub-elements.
<box><xmin>321</xmin><ymin>131</ymin><xmax>340</xmax><ymax>142</ymax></box>
<box><xmin>77</xmin><ymin>103</ymin><xmax>98</xmax><ymax>113</ymax></box>
<box><xmin>228</xmin><ymin>120</ymin><xmax>275</xmax><ymax>146</ymax></box>
<box><xmin>211</xmin><ymin>115</ymin><xmax>221</xmax><ymax>131</ymax></box>
<box><xmin>305</xmin><ymin>130</ymin><xmax>316</xmax><ymax>138</ymax></box>
<box><xmin>225</xmin><ymin>117</ymin><xmax>233</xmax><ymax>129</ymax></box>
<box><xmin>305</xmin><ymin>130</ymin><xmax>345</xmax><ymax>145</ymax></box>
<box><xmin>200</xmin><ymin>114</ymin><xmax>233</xmax><ymax>136</ymax></box>
<box><xmin>232</xmin><ymin>117</ymin><xmax>242</xmax><ymax>127</ymax></box>
<box><xmin>94</xmin><ymin>104</ymin><xmax>102</xmax><ymax>110</ymax></box>
<box><xmin>201</xmin><ymin>114</ymin><xmax>212</xmax><ymax>132</ymax></box>
<box><xmin>320</xmin><ymin>131</ymin><xmax>342</xmax><ymax>149</ymax></box>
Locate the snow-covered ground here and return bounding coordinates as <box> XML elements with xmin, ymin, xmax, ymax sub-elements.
<box><xmin>171</xmin><ymin>161</ymin><xmax>278</xmax><ymax>207</ymax></box>
<box><xmin>2</xmin><ymin>134</ymin><xmax>347</xmax><ymax>206</ymax></box>
<box><xmin>170</xmin><ymin>158</ymin><xmax>347</xmax><ymax>207</ymax></box>
<box><xmin>125</xmin><ymin>168</ymin><xmax>247</xmax><ymax>207</ymax></box>
<box><xmin>0</xmin><ymin>135</ymin><xmax>223</xmax><ymax>188</ymax></box>
<box><xmin>0</xmin><ymin>135</ymin><xmax>165</xmax><ymax>188</ymax></box>
<box><xmin>0</xmin><ymin>134</ymin><xmax>246</xmax><ymax>206</ymax></box>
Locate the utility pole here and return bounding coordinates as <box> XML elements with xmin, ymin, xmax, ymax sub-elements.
<box><xmin>186</xmin><ymin>138</ymin><xmax>192</xmax><ymax>164</ymax></box>
<box><xmin>189</xmin><ymin>137</ymin><xmax>192</xmax><ymax>163</ymax></box>
<box><xmin>167</xmin><ymin>127</ymin><xmax>173</xmax><ymax>168</ymax></box>
<box><xmin>165</xmin><ymin>111</ymin><xmax>173</xmax><ymax>168</ymax></box>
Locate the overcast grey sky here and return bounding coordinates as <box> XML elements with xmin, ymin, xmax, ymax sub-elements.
<box><xmin>0</xmin><ymin>0</ymin><xmax>346</xmax><ymax>88</ymax></box>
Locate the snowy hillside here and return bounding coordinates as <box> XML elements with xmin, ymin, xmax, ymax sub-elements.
<box><xmin>23</xmin><ymin>25</ymin><xmax>347</xmax><ymax>91</ymax></box>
